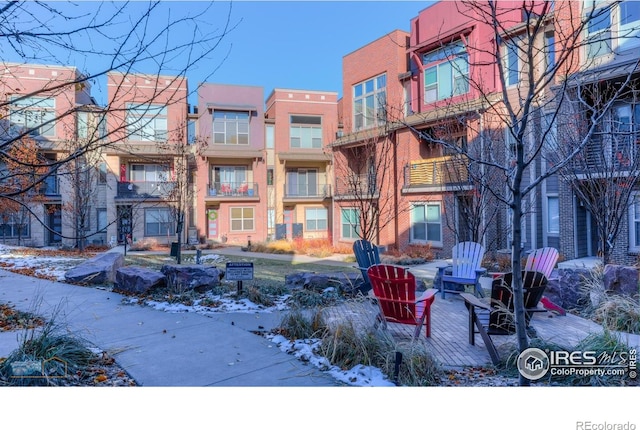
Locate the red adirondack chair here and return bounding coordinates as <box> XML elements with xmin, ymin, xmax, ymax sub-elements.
<box><xmin>525</xmin><ymin>247</ymin><xmax>565</xmax><ymax>315</ymax></box>
<box><xmin>367</xmin><ymin>264</ymin><xmax>437</xmax><ymax>338</ymax></box>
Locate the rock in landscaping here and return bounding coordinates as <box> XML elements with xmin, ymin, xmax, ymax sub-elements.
<box><xmin>113</xmin><ymin>266</ymin><xmax>166</xmax><ymax>295</ymax></box>
<box><xmin>545</xmin><ymin>268</ymin><xmax>592</xmax><ymax>310</ymax></box>
<box><xmin>285</xmin><ymin>272</ymin><xmax>364</xmax><ymax>294</ymax></box>
<box><xmin>161</xmin><ymin>264</ymin><xmax>224</xmax><ymax>292</ymax></box>
<box><xmin>603</xmin><ymin>264</ymin><xmax>639</xmax><ymax>297</ymax></box>
<box><xmin>64</xmin><ymin>252</ymin><xmax>124</xmax><ymax>285</ymax></box>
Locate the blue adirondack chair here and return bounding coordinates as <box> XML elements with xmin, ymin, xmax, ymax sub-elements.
<box><xmin>437</xmin><ymin>241</ymin><xmax>486</xmax><ymax>298</ymax></box>
<box><xmin>353</xmin><ymin>239</ymin><xmax>380</xmax><ymax>294</ymax></box>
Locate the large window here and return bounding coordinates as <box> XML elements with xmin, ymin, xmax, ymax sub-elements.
<box><xmin>213</xmin><ymin>110</ymin><xmax>249</xmax><ymax>145</ymax></box>
<box><xmin>0</xmin><ymin>214</ymin><xmax>30</xmax><ymax>238</ymax></box>
<box><xmin>214</xmin><ymin>166</ymin><xmax>246</xmax><ymax>188</ymax></box>
<box><xmin>290</xmin><ymin>116</ymin><xmax>322</xmax><ymax>148</ymax></box>
<box><xmin>341</xmin><ymin>208</ymin><xmax>360</xmax><ymax>240</ymax></box>
<box><xmin>127</xmin><ymin>104</ymin><xmax>167</xmax><ymax>142</ymax></box>
<box><xmin>423</xmin><ymin>41</ymin><xmax>469</xmax><ymax>103</ymax></box>
<box><xmin>503</xmin><ymin>39</ymin><xmax>520</xmax><ymax>86</ymax></box>
<box><xmin>410</xmin><ymin>203</ymin><xmax>442</xmax><ymax>245</ymax></box>
<box><xmin>585</xmin><ymin>3</ymin><xmax>611</xmax><ymax>58</ymax></box>
<box><xmin>130</xmin><ymin>164</ymin><xmax>170</xmax><ymax>182</ymax></box>
<box><xmin>545</xmin><ymin>32</ymin><xmax>556</xmax><ymax>72</ymax></box>
<box><xmin>286</xmin><ymin>169</ymin><xmax>318</xmax><ymax>197</ymax></box>
<box><xmin>353</xmin><ymin>74</ymin><xmax>386</xmax><ymax>130</ymax></box>
<box><xmin>305</xmin><ymin>207</ymin><xmax>328</xmax><ymax>231</ymax></box>
<box><xmin>145</xmin><ymin>208</ymin><xmax>173</xmax><ymax>236</ymax></box>
<box><xmin>230</xmin><ymin>207</ymin><xmax>254</xmax><ymax>232</ymax></box>
<box><xmin>77</xmin><ymin>111</ymin><xmax>89</xmax><ymax>139</ymax></box>
<box><xmin>619</xmin><ymin>0</ymin><xmax>640</xmax><ymax>49</ymax></box>
<box><xmin>266</xmin><ymin>124</ymin><xmax>275</xmax><ymax>149</ymax></box>
<box><xmin>630</xmin><ymin>193</ymin><xmax>640</xmax><ymax>251</ymax></box>
<box><xmin>9</xmin><ymin>96</ymin><xmax>56</xmax><ymax>137</ymax></box>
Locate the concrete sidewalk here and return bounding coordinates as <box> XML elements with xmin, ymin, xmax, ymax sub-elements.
<box><xmin>0</xmin><ymin>269</ymin><xmax>340</xmax><ymax>386</ymax></box>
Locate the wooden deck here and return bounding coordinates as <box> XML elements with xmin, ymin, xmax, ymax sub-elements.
<box><xmin>323</xmin><ymin>294</ymin><xmax>607</xmax><ymax>369</ymax></box>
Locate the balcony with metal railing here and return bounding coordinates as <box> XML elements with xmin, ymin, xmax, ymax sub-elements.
<box><xmin>206</xmin><ymin>182</ymin><xmax>259</xmax><ymax>200</ymax></box>
<box><xmin>283</xmin><ymin>183</ymin><xmax>331</xmax><ymax>201</ymax></box>
<box><xmin>116</xmin><ymin>181</ymin><xmax>176</xmax><ymax>199</ymax></box>
<box><xmin>333</xmin><ymin>174</ymin><xmax>378</xmax><ymax>200</ymax></box>
<box><xmin>403</xmin><ymin>155</ymin><xmax>471</xmax><ymax>192</ymax></box>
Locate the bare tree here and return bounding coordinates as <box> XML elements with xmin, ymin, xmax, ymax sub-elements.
<box><xmin>556</xmin><ymin>80</ymin><xmax>640</xmax><ymax>265</ymax></box>
<box><xmin>402</xmin><ymin>1</ymin><xmax>635</xmax><ymax>385</ymax></box>
<box><xmin>332</xmin><ymin>121</ymin><xmax>409</xmax><ymax>248</ymax></box>
<box><xmin>0</xmin><ymin>1</ymin><xmax>237</xmax><ymax>245</ymax></box>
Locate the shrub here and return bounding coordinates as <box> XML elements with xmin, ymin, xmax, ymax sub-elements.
<box><xmin>277</xmin><ymin>308</ymin><xmax>327</xmax><ymax>340</ymax></box>
<box><xmin>0</xmin><ymin>305</ymin><xmax>94</xmax><ymax>386</ymax></box>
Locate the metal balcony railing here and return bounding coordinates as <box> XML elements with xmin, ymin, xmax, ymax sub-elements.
<box><xmin>116</xmin><ymin>181</ymin><xmax>176</xmax><ymax>198</ymax></box>
<box><xmin>283</xmin><ymin>183</ymin><xmax>331</xmax><ymax>199</ymax></box>
<box><xmin>208</xmin><ymin>182</ymin><xmax>258</xmax><ymax>198</ymax></box>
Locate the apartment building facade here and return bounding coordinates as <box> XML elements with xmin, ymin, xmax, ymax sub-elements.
<box><xmin>331</xmin><ymin>29</ymin><xmax>412</xmax><ymax>251</ymax></box>
<box><xmin>0</xmin><ymin>63</ymin><xmax>101</xmax><ymax>247</ymax></box>
<box><xmin>194</xmin><ymin>83</ymin><xmax>267</xmax><ymax>245</ymax></box>
<box><xmin>104</xmin><ymin>71</ymin><xmax>189</xmax><ymax>246</ymax></box>
<box><xmin>265</xmin><ymin>89</ymin><xmax>338</xmax><ymax>241</ymax></box>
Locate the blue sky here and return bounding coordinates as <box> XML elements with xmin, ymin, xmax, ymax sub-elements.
<box><xmin>206</xmin><ymin>1</ymin><xmax>430</xmax><ymax>98</ymax></box>
<box><xmin>3</xmin><ymin>1</ymin><xmax>430</xmax><ymax>105</ymax></box>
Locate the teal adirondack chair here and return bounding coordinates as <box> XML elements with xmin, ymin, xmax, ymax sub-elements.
<box><xmin>352</xmin><ymin>239</ymin><xmax>381</xmax><ymax>294</ymax></box>
<box><xmin>437</xmin><ymin>241</ymin><xmax>486</xmax><ymax>298</ymax></box>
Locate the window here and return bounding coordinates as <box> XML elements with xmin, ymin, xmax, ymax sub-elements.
<box><xmin>630</xmin><ymin>193</ymin><xmax>640</xmax><ymax>251</ymax></box>
<box><xmin>187</xmin><ymin>119</ymin><xmax>196</xmax><ymax>144</ymax></box>
<box><xmin>77</xmin><ymin>111</ymin><xmax>89</xmax><ymax>139</ymax></box>
<box><xmin>9</xmin><ymin>96</ymin><xmax>56</xmax><ymax>137</ymax></box>
<box><xmin>266</xmin><ymin>124</ymin><xmax>274</xmax><ymax>149</ymax></box>
<box><xmin>503</xmin><ymin>39</ymin><xmax>520</xmax><ymax>86</ymax></box>
<box><xmin>410</xmin><ymin>203</ymin><xmax>442</xmax><ymax>245</ymax></box>
<box><xmin>290</xmin><ymin>116</ymin><xmax>322</xmax><ymax>149</ymax></box>
<box><xmin>213</xmin><ymin>110</ymin><xmax>249</xmax><ymax>145</ymax></box>
<box><xmin>230</xmin><ymin>207</ymin><xmax>254</xmax><ymax>231</ymax></box>
<box><xmin>542</xmin><ymin>112</ymin><xmax>558</xmax><ymax>153</ymax></box>
<box><xmin>130</xmin><ymin>164</ymin><xmax>170</xmax><ymax>182</ymax></box>
<box><xmin>127</xmin><ymin>104</ymin><xmax>167</xmax><ymax>142</ymax></box>
<box><xmin>0</xmin><ymin>213</ymin><xmax>30</xmax><ymax>238</ymax></box>
<box><xmin>547</xmin><ymin>196</ymin><xmax>559</xmax><ymax>234</ymax></box>
<box><xmin>585</xmin><ymin>4</ymin><xmax>611</xmax><ymax>58</ymax></box>
<box><xmin>619</xmin><ymin>1</ymin><xmax>640</xmax><ymax>49</ymax></box>
<box><xmin>305</xmin><ymin>207</ymin><xmax>328</xmax><ymax>231</ymax></box>
<box><xmin>267</xmin><ymin>209</ymin><xmax>275</xmax><ymax>230</ymax></box>
<box><xmin>97</xmin><ymin>208</ymin><xmax>107</xmax><ymax>233</ymax></box>
<box><xmin>353</xmin><ymin>74</ymin><xmax>386</xmax><ymax>130</ymax></box>
<box><xmin>267</xmin><ymin>168</ymin><xmax>274</xmax><ymax>186</ymax></box>
<box><xmin>545</xmin><ymin>32</ymin><xmax>556</xmax><ymax>72</ymax></box>
<box><xmin>423</xmin><ymin>41</ymin><xmax>469</xmax><ymax>103</ymax></box>
<box><xmin>286</xmin><ymin>169</ymin><xmax>318</xmax><ymax>196</ymax></box>
<box><xmin>98</xmin><ymin>162</ymin><xmax>107</xmax><ymax>184</ymax></box>
<box><xmin>214</xmin><ymin>166</ymin><xmax>246</xmax><ymax>188</ymax></box>
<box><xmin>145</xmin><ymin>208</ymin><xmax>173</xmax><ymax>236</ymax></box>
<box><xmin>341</xmin><ymin>208</ymin><xmax>360</xmax><ymax>239</ymax></box>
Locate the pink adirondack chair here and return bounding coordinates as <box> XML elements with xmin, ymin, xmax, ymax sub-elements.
<box><xmin>525</xmin><ymin>247</ymin><xmax>565</xmax><ymax>315</ymax></box>
<box><xmin>525</xmin><ymin>247</ymin><xmax>559</xmax><ymax>279</ymax></box>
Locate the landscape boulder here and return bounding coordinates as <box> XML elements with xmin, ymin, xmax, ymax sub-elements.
<box><xmin>64</xmin><ymin>252</ymin><xmax>124</xmax><ymax>285</ymax></box>
<box><xmin>544</xmin><ymin>268</ymin><xmax>592</xmax><ymax>310</ymax></box>
<box><xmin>161</xmin><ymin>264</ymin><xmax>224</xmax><ymax>292</ymax></box>
<box><xmin>603</xmin><ymin>264</ymin><xmax>639</xmax><ymax>297</ymax></box>
<box><xmin>114</xmin><ymin>266</ymin><xmax>166</xmax><ymax>295</ymax></box>
<box><xmin>285</xmin><ymin>272</ymin><xmax>365</xmax><ymax>295</ymax></box>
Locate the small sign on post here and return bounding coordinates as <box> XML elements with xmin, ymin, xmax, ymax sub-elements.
<box><xmin>225</xmin><ymin>262</ymin><xmax>254</xmax><ymax>294</ymax></box>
